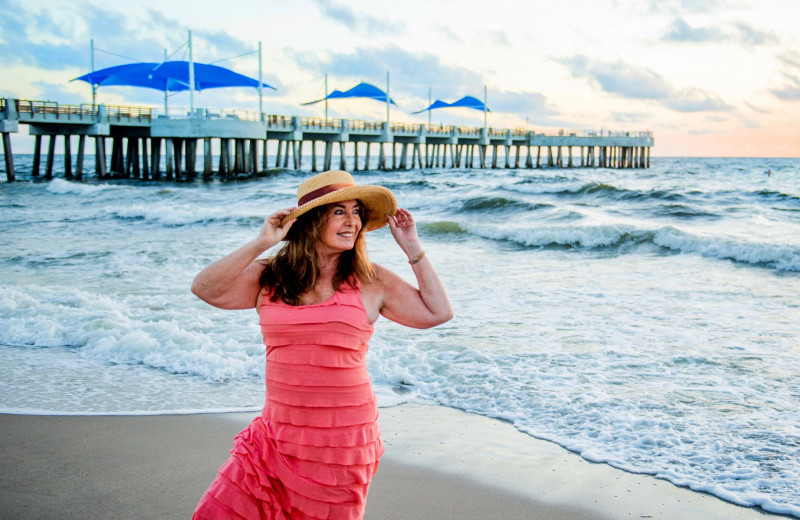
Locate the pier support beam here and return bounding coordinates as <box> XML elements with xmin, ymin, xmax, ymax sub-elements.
<box><xmin>203</xmin><ymin>139</ymin><xmax>212</xmax><ymax>175</ymax></box>
<box><xmin>45</xmin><ymin>135</ymin><xmax>56</xmax><ymax>179</ymax></box>
<box><xmin>275</xmin><ymin>140</ymin><xmax>283</xmax><ymax>168</ymax></box>
<box><xmin>95</xmin><ymin>137</ymin><xmax>106</xmax><ymax>178</ymax></box>
<box><xmin>64</xmin><ymin>135</ymin><xmax>72</xmax><ymax>180</ymax></box>
<box><xmin>399</xmin><ymin>143</ymin><xmax>408</xmax><ymax>169</ymax></box>
<box><xmin>321</xmin><ymin>142</ymin><xmax>331</xmax><ymax>171</ymax></box>
<box><xmin>32</xmin><ymin>135</ymin><xmax>42</xmax><ymax>177</ymax></box>
<box><xmin>219</xmin><ymin>139</ymin><xmax>230</xmax><ymax>177</ymax></box>
<box><xmin>132</xmin><ymin>138</ymin><xmax>141</xmax><ymax>178</ymax></box>
<box><xmin>295</xmin><ymin>141</ymin><xmax>302</xmax><ymax>171</ymax></box>
<box><xmin>172</xmin><ymin>139</ymin><xmax>183</xmax><ymax>179</ymax></box>
<box><xmin>311</xmin><ymin>141</ymin><xmax>317</xmax><ymax>172</ymax></box>
<box><xmin>165</xmin><ymin>139</ymin><xmax>174</xmax><ymax>179</ymax></box>
<box><xmin>151</xmin><ymin>138</ymin><xmax>161</xmax><ymax>180</ymax></box>
<box><xmin>2</xmin><ymin>132</ymin><xmax>14</xmax><ymax>182</ymax></box>
<box><xmin>251</xmin><ymin>139</ymin><xmax>259</xmax><ymax>174</ymax></box>
<box><xmin>378</xmin><ymin>143</ymin><xmax>386</xmax><ymax>171</ymax></box>
<box><xmin>76</xmin><ymin>135</ymin><xmax>85</xmax><ymax>180</ymax></box>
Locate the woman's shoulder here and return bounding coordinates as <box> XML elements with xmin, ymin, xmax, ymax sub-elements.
<box><xmin>363</xmin><ymin>263</ymin><xmax>404</xmax><ymax>293</ymax></box>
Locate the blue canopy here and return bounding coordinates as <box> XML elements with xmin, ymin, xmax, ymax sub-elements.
<box><xmin>302</xmin><ymin>82</ymin><xmax>396</xmax><ymax>106</ymax></box>
<box><xmin>73</xmin><ymin>61</ymin><xmax>275</xmax><ymax>92</ymax></box>
<box><xmin>413</xmin><ymin>95</ymin><xmax>489</xmax><ymax>114</ymax></box>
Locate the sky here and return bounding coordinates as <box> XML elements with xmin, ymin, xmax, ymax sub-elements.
<box><xmin>1</xmin><ymin>0</ymin><xmax>799</xmax><ymax>157</ymax></box>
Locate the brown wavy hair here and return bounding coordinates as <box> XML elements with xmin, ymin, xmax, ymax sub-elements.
<box><xmin>259</xmin><ymin>202</ymin><xmax>375</xmax><ymax>305</ymax></box>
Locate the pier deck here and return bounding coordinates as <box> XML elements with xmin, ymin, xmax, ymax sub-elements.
<box><xmin>1</xmin><ymin>98</ymin><xmax>654</xmax><ymax>182</ymax></box>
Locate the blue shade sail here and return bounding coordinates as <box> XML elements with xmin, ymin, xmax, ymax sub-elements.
<box><xmin>302</xmin><ymin>82</ymin><xmax>396</xmax><ymax>105</ymax></box>
<box><xmin>412</xmin><ymin>95</ymin><xmax>490</xmax><ymax>114</ymax></box>
<box><xmin>73</xmin><ymin>61</ymin><xmax>276</xmax><ymax>92</ymax></box>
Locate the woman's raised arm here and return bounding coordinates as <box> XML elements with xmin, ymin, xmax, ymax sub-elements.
<box><xmin>191</xmin><ymin>207</ymin><xmax>296</xmax><ymax>309</ymax></box>
<box><xmin>375</xmin><ymin>209</ymin><xmax>453</xmax><ymax>328</ymax></box>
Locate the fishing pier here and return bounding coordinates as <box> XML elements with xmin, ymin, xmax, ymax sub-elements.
<box><xmin>1</xmin><ymin>98</ymin><xmax>654</xmax><ymax>182</ymax></box>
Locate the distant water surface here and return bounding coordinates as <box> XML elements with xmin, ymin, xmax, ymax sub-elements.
<box><xmin>1</xmin><ymin>156</ymin><xmax>799</xmax><ymax>517</ymax></box>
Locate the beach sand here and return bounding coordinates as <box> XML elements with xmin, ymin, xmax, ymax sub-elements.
<box><xmin>0</xmin><ymin>403</ymin><xmax>779</xmax><ymax>519</ymax></box>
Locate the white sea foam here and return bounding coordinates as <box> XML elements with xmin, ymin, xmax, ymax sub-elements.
<box><xmin>654</xmin><ymin>226</ymin><xmax>800</xmax><ymax>271</ymax></box>
<box><xmin>0</xmin><ymin>285</ymin><xmax>265</xmax><ymax>382</ymax></box>
<box><xmin>46</xmin><ymin>178</ymin><xmax>117</xmax><ymax>195</ymax></box>
<box><xmin>102</xmin><ymin>203</ymin><xmax>251</xmax><ymax>226</ymax></box>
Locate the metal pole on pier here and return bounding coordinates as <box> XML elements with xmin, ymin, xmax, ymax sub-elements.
<box><xmin>90</xmin><ymin>39</ymin><xmax>96</xmax><ymax>107</ymax></box>
<box><xmin>163</xmin><ymin>49</ymin><xmax>168</xmax><ymax>115</ymax></box>
<box><xmin>428</xmin><ymin>86</ymin><xmax>431</xmax><ymax>128</ymax></box>
<box><xmin>325</xmin><ymin>74</ymin><xmax>328</xmax><ymax>122</ymax></box>
<box><xmin>484</xmin><ymin>85</ymin><xmax>488</xmax><ymax>133</ymax></box>
<box><xmin>188</xmin><ymin>30</ymin><xmax>194</xmax><ymax>117</ymax></box>
<box><xmin>258</xmin><ymin>41</ymin><xmax>263</xmax><ymax>115</ymax></box>
<box><xmin>386</xmin><ymin>71</ymin><xmax>390</xmax><ymax>128</ymax></box>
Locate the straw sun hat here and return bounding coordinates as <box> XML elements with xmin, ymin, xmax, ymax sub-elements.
<box><xmin>281</xmin><ymin>170</ymin><xmax>397</xmax><ymax>232</ymax></box>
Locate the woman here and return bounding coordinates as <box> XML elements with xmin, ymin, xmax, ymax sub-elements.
<box><xmin>190</xmin><ymin>170</ymin><xmax>453</xmax><ymax>520</ymax></box>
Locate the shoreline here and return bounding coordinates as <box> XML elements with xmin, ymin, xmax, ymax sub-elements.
<box><xmin>0</xmin><ymin>403</ymin><xmax>788</xmax><ymax>519</ymax></box>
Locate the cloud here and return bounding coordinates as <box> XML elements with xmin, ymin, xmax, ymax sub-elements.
<box><xmin>743</xmin><ymin>101</ymin><xmax>770</xmax><ymax>114</ymax></box>
<box><xmin>643</xmin><ymin>0</ymin><xmax>733</xmax><ymax>14</ymax></box>
<box><xmin>664</xmin><ymin>88</ymin><xmax>733</xmax><ymax>112</ymax></box>
<box><xmin>0</xmin><ymin>0</ymin><xmax>86</xmax><ymax>69</ymax></box>
<box><xmin>660</xmin><ymin>17</ymin><xmax>779</xmax><ymax>46</ymax></box>
<box><xmin>610</xmin><ymin>111</ymin><xmax>652</xmax><ymax>123</ymax></box>
<box><xmin>288</xmin><ymin>45</ymin><xmax>483</xmax><ymax>97</ymax></box>
<box><xmin>770</xmin><ymin>51</ymin><xmax>800</xmax><ymax>101</ymax></box>
<box><xmin>489</xmin><ymin>90</ymin><xmax>560</xmax><ymax>118</ymax></box>
<box><xmin>770</xmin><ymin>76</ymin><xmax>800</xmax><ymax>101</ymax></box>
<box><xmin>558</xmin><ymin>55</ymin><xmax>672</xmax><ymax>99</ymax></box>
<box><xmin>439</xmin><ymin>26</ymin><xmax>463</xmax><ymax>44</ymax></box>
<box><xmin>558</xmin><ymin>54</ymin><xmax>732</xmax><ymax>112</ymax></box>
<box><xmin>488</xmin><ymin>30</ymin><xmax>511</xmax><ymax>47</ymax></box>
<box><xmin>662</xmin><ymin>18</ymin><xmax>724</xmax><ymax>42</ymax></box>
<box><xmin>731</xmin><ymin>21</ymin><xmax>779</xmax><ymax>46</ymax></box>
<box><xmin>0</xmin><ymin>0</ymin><xmax>257</xmax><ymax>74</ymax></box>
<box><xmin>311</xmin><ymin>0</ymin><xmax>404</xmax><ymax>36</ymax></box>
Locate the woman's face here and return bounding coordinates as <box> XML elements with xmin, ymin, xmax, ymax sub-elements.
<box><xmin>317</xmin><ymin>199</ymin><xmax>363</xmax><ymax>256</ymax></box>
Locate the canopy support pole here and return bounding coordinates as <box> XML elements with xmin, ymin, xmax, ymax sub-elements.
<box><xmin>90</xmin><ymin>39</ymin><xmax>96</xmax><ymax>107</ymax></box>
<box><xmin>386</xmin><ymin>71</ymin><xmax>390</xmax><ymax>129</ymax></box>
<box><xmin>484</xmin><ymin>85</ymin><xmax>487</xmax><ymax>134</ymax></box>
<box><xmin>258</xmin><ymin>41</ymin><xmax>263</xmax><ymax>115</ymax></box>
<box><xmin>188</xmin><ymin>30</ymin><xmax>194</xmax><ymax>117</ymax></box>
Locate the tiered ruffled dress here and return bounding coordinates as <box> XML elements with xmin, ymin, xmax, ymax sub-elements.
<box><xmin>193</xmin><ymin>281</ymin><xmax>384</xmax><ymax>520</ymax></box>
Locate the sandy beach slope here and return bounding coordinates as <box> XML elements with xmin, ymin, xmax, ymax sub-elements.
<box><xmin>0</xmin><ymin>403</ymin><xmax>780</xmax><ymax>519</ymax></box>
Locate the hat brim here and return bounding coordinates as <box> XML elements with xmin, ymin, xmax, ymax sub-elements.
<box><xmin>281</xmin><ymin>185</ymin><xmax>397</xmax><ymax>232</ymax></box>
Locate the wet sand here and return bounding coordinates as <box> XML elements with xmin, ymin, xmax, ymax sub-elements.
<box><xmin>0</xmin><ymin>403</ymin><xmax>778</xmax><ymax>519</ymax></box>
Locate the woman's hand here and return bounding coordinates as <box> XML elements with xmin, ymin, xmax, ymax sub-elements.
<box><xmin>387</xmin><ymin>208</ymin><xmax>422</xmax><ymax>259</ymax></box>
<box><xmin>257</xmin><ymin>207</ymin><xmax>297</xmax><ymax>248</ymax></box>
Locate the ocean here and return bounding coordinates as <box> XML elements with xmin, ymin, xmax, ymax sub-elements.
<box><xmin>1</xmin><ymin>155</ymin><xmax>798</xmax><ymax>517</ymax></box>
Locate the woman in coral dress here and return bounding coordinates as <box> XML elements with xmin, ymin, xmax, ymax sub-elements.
<box><xmin>190</xmin><ymin>170</ymin><xmax>453</xmax><ymax>519</ymax></box>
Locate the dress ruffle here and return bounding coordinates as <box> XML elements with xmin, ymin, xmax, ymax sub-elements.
<box><xmin>193</xmin><ymin>282</ymin><xmax>383</xmax><ymax>520</ymax></box>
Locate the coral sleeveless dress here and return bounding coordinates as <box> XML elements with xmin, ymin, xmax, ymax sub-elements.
<box><xmin>193</xmin><ymin>281</ymin><xmax>384</xmax><ymax>520</ymax></box>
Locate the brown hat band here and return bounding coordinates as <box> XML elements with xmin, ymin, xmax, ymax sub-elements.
<box><xmin>298</xmin><ymin>183</ymin><xmax>354</xmax><ymax>206</ymax></box>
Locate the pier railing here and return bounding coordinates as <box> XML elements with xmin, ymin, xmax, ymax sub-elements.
<box><xmin>3</xmin><ymin>98</ymin><xmax>654</xmax><ymax>141</ymax></box>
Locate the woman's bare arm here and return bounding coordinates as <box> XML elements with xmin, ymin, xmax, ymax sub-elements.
<box><xmin>191</xmin><ymin>207</ymin><xmax>296</xmax><ymax>310</ymax></box>
<box><xmin>373</xmin><ymin>209</ymin><xmax>453</xmax><ymax>328</ymax></box>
